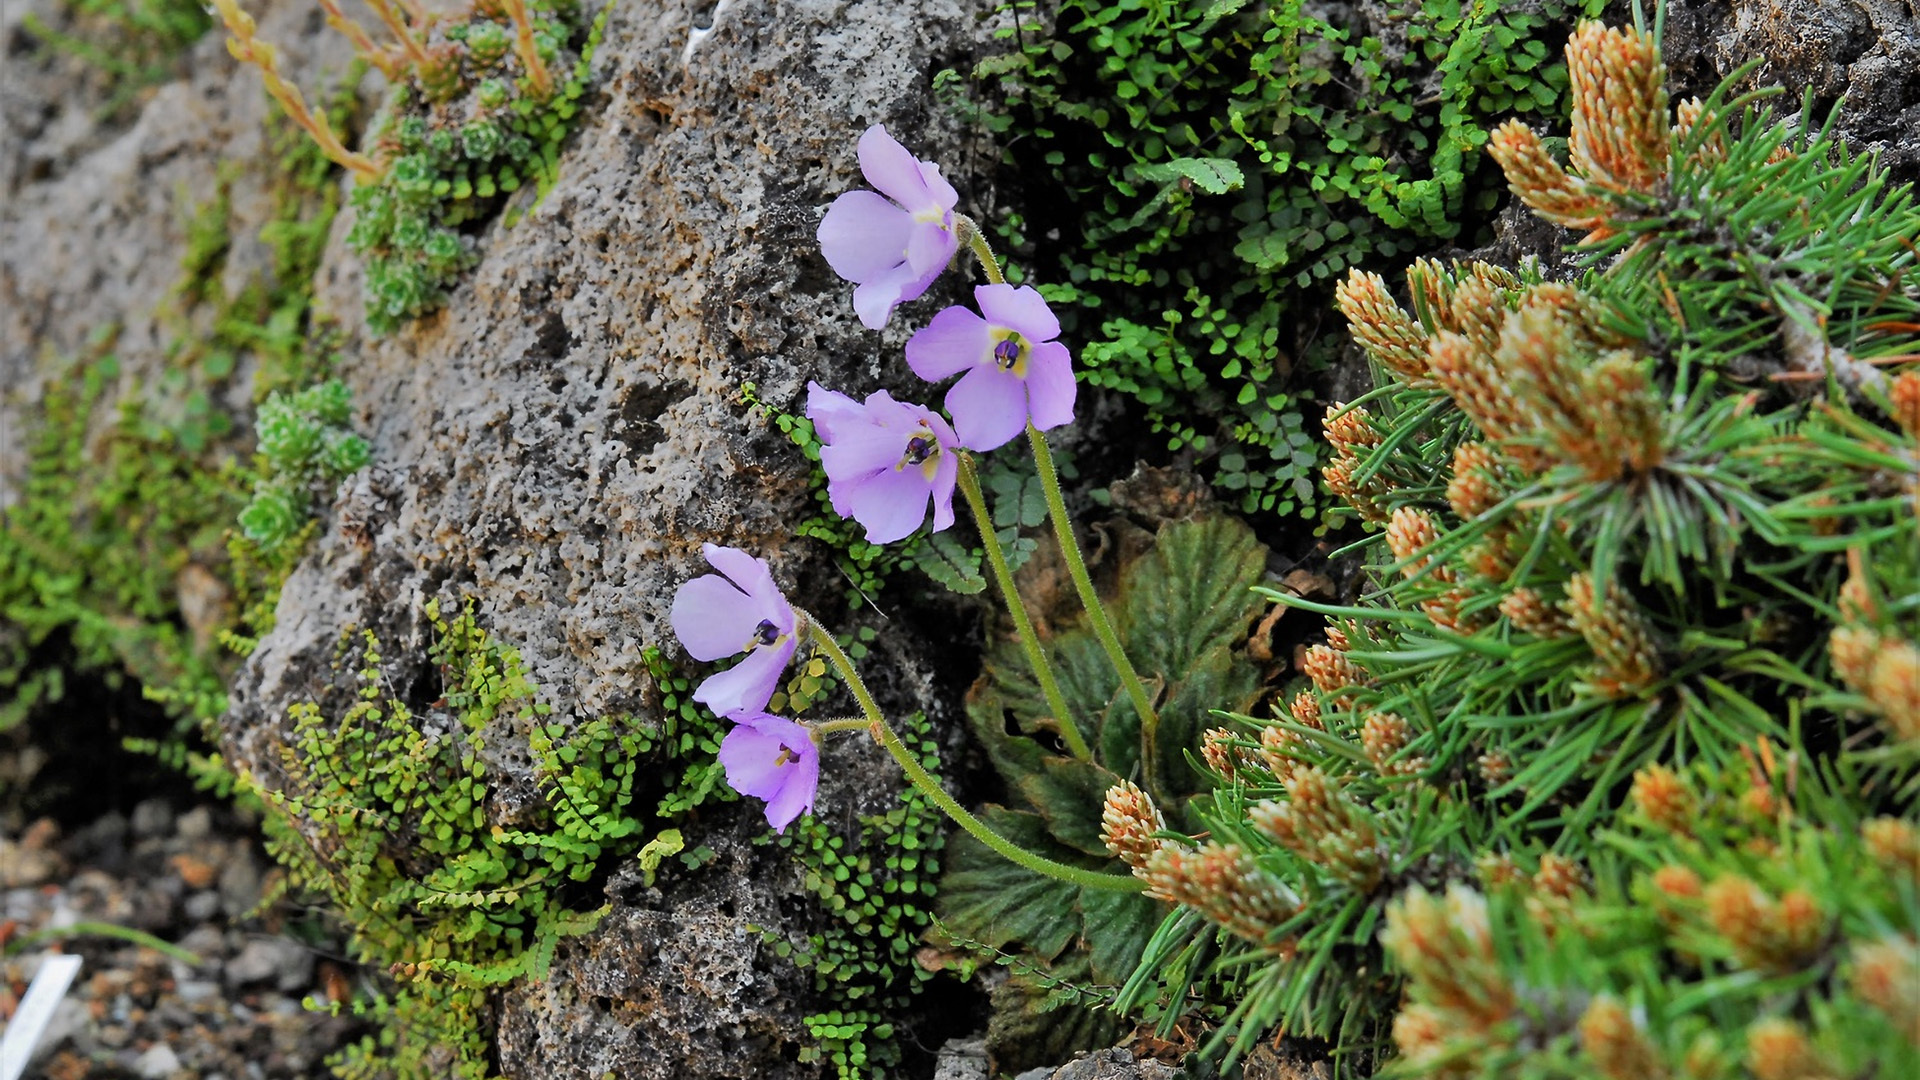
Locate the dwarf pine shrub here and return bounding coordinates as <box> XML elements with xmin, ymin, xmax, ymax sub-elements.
<box><xmin>1098</xmin><ymin>18</ymin><xmax>1920</xmax><ymax>1075</ymax></box>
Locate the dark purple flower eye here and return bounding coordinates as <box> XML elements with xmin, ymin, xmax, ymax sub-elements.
<box><xmin>668</xmin><ymin>545</ymin><xmax>798</xmax><ymax>716</ymax></box>
<box><xmin>805</xmin><ymin>383</ymin><xmax>961</xmax><ymax>545</ymax></box>
<box><xmin>905</xmin><ymin>284</ymin><xmax>1078</xmax><ymax>452</ymax></box>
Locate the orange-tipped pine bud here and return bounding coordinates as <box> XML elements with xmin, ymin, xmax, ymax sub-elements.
<box><xmin>1250</xmin><ymin>767</ymin><xmax>1383</xmax><ymax>891</ymax></box>
<box><xmin>1362</xmin><ymin>711</ymin><xmax>1425</xmax><ymax>776</ymax></box>
<box><xmin>1631</xmin><ymin>763</ymin><xmax>1696</xmax><ymax>836</ymax></box>
<box><xmin>1672</xmin><ymin>97</ymin><xmax>1726</xmax><ymax>167</ymax></box>
<box><xmin>1891</xmin><ymin>371</ymin><xmax>1920</xmax><ymax>440</ymax></box>
<box><xmin>1477</xmin><ymin>852</ymin><xmax>1525</xmax><ymax>889</ymax></box>
<box><xmin>1489</xmin><ymin>120</ymin><xmax>1612</xmax><ymax>238</ymax></box>
<box><xmin>1745</xmin><ymin>1017</ymin><xmax>1828</xmax><ymax>1080</ymax></box>
<box><xmin>1501</xmin><ymin>586</ymin><xmax>1574</xmax><ymax>637</ymax></box>
<box><xmin>1850</xmin><ymin>936</ymin><xmax>1920</xmax><ymax>1046</ymax></box>
<box><xmin>1429</xmin><ymin>331</ymin><xmax>1533</xmax><ymax>452</ymax></box>
<box><xmin>1564</xmin><ymin>573</ymin><xmax>1662</xmax><ymax>697</ymax></box>
<box><xmin>1101</xmin><ymin>780</ymin><xmax>1167</xmax><ymax>879</ymax></box>
<box><xmin>1866</xmin><ymin>640</ymin><xmax>1920</xmax><ymax>741</ymax></box>
<box><xmin>1302</xmin><ymin>643</ymin><xmax>1367</xmax><ymax>695</ymax></box>
<box><xmin>1829</xmin><ymin>624</ymin><xmax>1881</xmax><ymax>693</ymax></box>
<box><xmin>1392</xmin><ymin>1003</ymin><xmax>1454</xmax><ymax>1067</ymax></box>
<box><xmin>1652</xmin><ymin>864</ymin><xmax>1704</xmax><ymax>901</ymax></box>
<box><xmin>1386</xmin><ymin>507</ymin><xmax>1449</xmax><ymax>581</ymax></box>
<box><xmin>1580</xmin><ymin>997</ymin><xmax>1668</xmax><ymax>1080</ymax></box>
<box><xmin>1477</xmin><ymin>750</ymin><xmax>1513</xmax><ymax>785</ymax></box>
<box><xmin>1337</xmin><ymin>270</ymin><xmax>1431</xmax><ymax>384</ymax></box>
<box><xmin>1566</xmin><ymin>21</ymin><xmax>1670</xmax><ymax>198</ymax></box>
<box><xmin>1201</xmin><ymin>726</ymin><xmax>1244</xmax><ymax>782</ymax></box>
<box><xmin>1381</xmin><ymin>885</ymin><xmax>1514</xmax><ymax>1030</ymax></box>
<box><xmin>1144</xmin><ymin>843</ymin><xmax>1298</xmax><ymax>951</ymax></box>
<box><xmin>1324</xmin><ymin>403</ymin><xmax>1384</xmax><ymax>456</ymax></box>
<box><xmin>1705</xmin><ymin>874</ymin><xmax>1827</xmax><ymax>973</ymax></box>
<box><xmin>1863</xmin><ymin>817</ymin><xmax>1920</xmax><ymax>883</ymax></box>
<box><xmin>1448</xmin><ymin>443</ymin><xmax>1506</xmax><ymax>520</ymax></box>
<box><xmin>1534</xmin><ymin>853</ymin><xmax>1589</xmax><ymax>900</ymax></box>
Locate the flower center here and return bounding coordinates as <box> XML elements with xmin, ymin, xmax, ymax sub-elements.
<box><xmin>753</xmin><ymin>619</ymin><xmax>781</xmax><ymax>647</ymax></box>
<box><xmin>903</xmin><ymin>436</ymin><xmax>934</xmax><ymax>465</ymax></box>
<box><xmin>994</xmin><ymin>334</ymin><xmax>1024</xmax><ymax>370</ymax></box>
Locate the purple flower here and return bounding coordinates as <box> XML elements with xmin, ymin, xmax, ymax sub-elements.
<box><xmin>806</xmin><ymin>382</ymin><xmax>961</xmax><ymax>545</ymax></box>
<box><xmin>669</xmin><ymin>544</ymin><xmax>797</xmax><ymax>716</ymax></box>
<box><xmin>718</xmin><ymin>710</ymin><xmax>820</xmax><ymax>833</ymax></box>
<box><xmin>905</xmin><ymin>284</ymin><xmax>1077</xmax><ymax>452</ymax></box>
<box><xmin>817</xmin><ymin>125</ymin><xmax>960</xmax><ymax>330</ymax></box>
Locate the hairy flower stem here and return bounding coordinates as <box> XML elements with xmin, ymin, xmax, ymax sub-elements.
<box><xmin>953</xmin><ymin>214</ymin><xmax>1161</xmax><ymax>739</ymax></box>
<box><xmin>956</xmin><ymin>215</ymin><xmax>1005</xmax><ymax>286</ymax></box>
<box><xmin>1028</xmin><ymin>424</ymin><xmax>1161</xmax><ymax>737</ymax></box>
<box><xmin>805</xmin><ymin>621</ymin><xmax>1142</xmax><ymax>893</ymax></box>
<box><xmin>956</xmin><ymin>454</ymin><xmax>1091</xmax><ymax>760</ymax></box>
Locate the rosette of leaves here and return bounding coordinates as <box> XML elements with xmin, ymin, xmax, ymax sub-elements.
<box><xmin>937</xmin><ymin>513</ymin><xmax>1273</xmax><ymax>1069</ymax></box>
<box><xmin>1112</xmin><ymin>21</ymin><xmax>1920</xmax><ymax>1074</ymax></box>
<box><xmin>349</xmin><ymin>0</ymin><xmax>608</xmax><ymax>331</ymax></box>
<box><xmin>238</xmin><ymin>379</ymin><xmax>370</xmax><ymax>551</ymax></box>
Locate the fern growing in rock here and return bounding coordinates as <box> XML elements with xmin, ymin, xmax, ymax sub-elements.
<box><xmin>1105</xmin><ymin>19</ymin><xmax>1920</xmax><ymax>1075</ymax></box>
<box><xmin>247</xmin><ymin>601</ymin><xmax>657</xmax><ymax>1079</ymax></box>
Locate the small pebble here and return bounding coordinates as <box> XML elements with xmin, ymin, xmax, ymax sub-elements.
<box><xmin>131</xmin><ymin>799</ymin><xmax>174</xmax><ymax>839</ymax></box>
<box><xmin>184</xmin><ymin>891</ymin><xmax>222</xmax><ymax>922</ymax></box>
<box><xmin>134</xmin><ymin>1041</ymin><xmax>183</xmax><ymax>1079</ymax></box>
<box><xmin>175</xmin><ymin>807</ymin><xmax>213</xmax><ymax>842</ymax></box>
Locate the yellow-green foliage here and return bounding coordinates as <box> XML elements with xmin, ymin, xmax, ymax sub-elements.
<box><xmin>253</xmin><ymin>600</ymin><xmax>653</xmax><ymax>1080</ymax></box>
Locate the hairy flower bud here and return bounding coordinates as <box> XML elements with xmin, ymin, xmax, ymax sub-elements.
<box><xmin>1362</xmin><ymin>711</ymin><xmax>1426</xmax><ymax>776</ymax></box>
<box><xmin>1386</xmin><ymin>507</ymin><xmax>1449</xmax><ymax>581</ymax></box>
<box><xmin>1488</xmin><ymin>120</ymin><xmax>1611</xmax><ymax>239</ymax></box>
<box><xmin>1891</xmin><ymin>371</ymin><xmax>1920</xmax><ymax>440</ymax></box>
<box><xmin>1381</xmin><ymin>885</ymin><xmax>1514</xmax><ymax>1032</ymax></box>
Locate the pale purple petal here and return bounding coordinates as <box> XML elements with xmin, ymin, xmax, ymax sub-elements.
<box><xmin>976</xmin><ymin>284</ymin><xmax>1061</xmax><ymax>343</ymax></box>
<box><xmin>1024</xmin><ymin>341</ymin><xmax>1077</xmax><ymax>432</ymax></box>
<box><xmin>906</xmin><ymin>305</ymin><xmax>994</xmax><ymax>382</ymax></box>
<box><xmin>701</xmin><ymin>544</ymin><xmax>791</xmax><ymax>633</ymax></box>
<box><xmin>928</xmin><ymin>450</ymin><xmax>958</xmax><ymax>534</ymax></box>
<box><xmin>693</xmin><ymin>638</ymin><xmax>794</xmax><ymax>716</ymax></box>
<box><xmin>805</xmin><ymin>382</ymin><xmax>864</xmax><ymax>443</ymax></box>
<box><xmin>671</xmin><ymin>575</ymin><xmax>767</xmax><ymax>661</ymax></box>
<box><xmin>761</xmin><ymin>749</ymin><xmax>819</xmax><ymax>832</ymax></box>
<box><xmin>852</xmin><ymin>274</ymin><xmax>908</xmax><ymax>331</ymax></box>
<box><xmin>858</xmin><ymin>125</ymin><xmax>941</xmax><ymax>216</ymax></box>
<box><xmin>719</xmin><ymin>712</ymin><xmax>820</xmax><ymax>833</ymax></box>
<box><xmin>946</xmin><ymin>366</ymin><xmax>1029</xmax><ymax>452</ymax></box>
<box><xmin>717</xmin><ymin>722</ymin><xmax>788</xmax><ymax>798</ymax></box>
<box><xmin>904</xmin><ymin>220</ymin><xmax>957</xmax><ymax>279</ymax></box>
<box><xmin>918</xmin><ymin>161</ymin><xmax>958</xmax><ymax>211</ymax></box>
<box><xmin>846</xmin><ymin>466</ymin><xmax>937</xmax><ymax>544</ymax></box>
<box><xmin>818</xmin><ymin>191</ymin><xmax>914</xmax><ymax>284</ymax></box>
